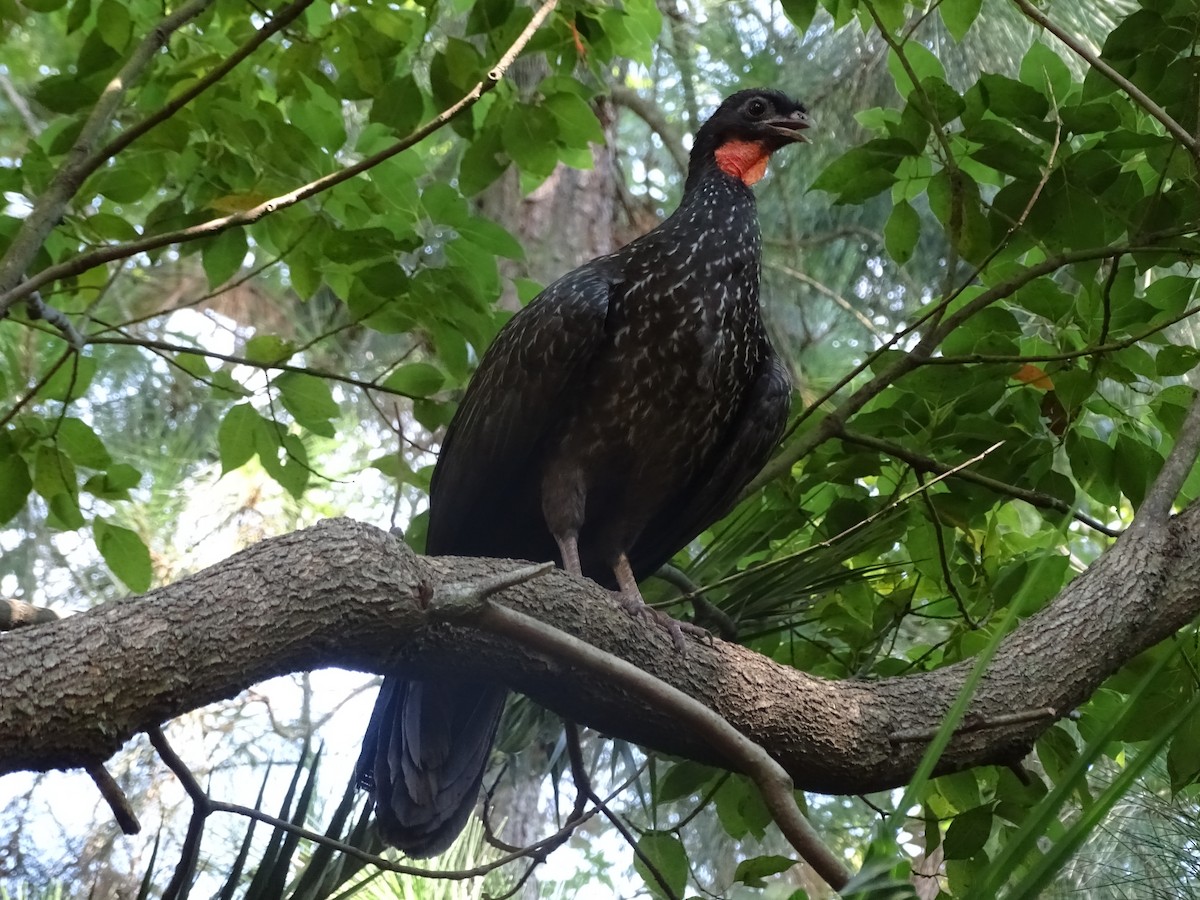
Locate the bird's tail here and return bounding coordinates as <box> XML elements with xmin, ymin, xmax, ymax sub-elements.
<box><xmin>356</xmin><ymin>676</ymin><xmax>507</xmax><ymax>858</ymax></box>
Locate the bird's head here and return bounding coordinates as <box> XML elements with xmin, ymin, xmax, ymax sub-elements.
<box><xmin>689</xmin><ymin>89</ymin><xmax>812</xmax><ymax>188</ymax></box>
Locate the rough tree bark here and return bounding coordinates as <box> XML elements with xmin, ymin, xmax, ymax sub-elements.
<box><xmin>2</xmin><ymin>509</ymin><xmax>1198</xmax><ymax>790</ymax></box>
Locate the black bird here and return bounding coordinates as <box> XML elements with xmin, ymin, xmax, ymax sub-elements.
<box><xmin>357</xmin><ymin>88</ymin><xmax>811</xmax><ymax>856</ymax></box>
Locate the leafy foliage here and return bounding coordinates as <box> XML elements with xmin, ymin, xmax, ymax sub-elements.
<box><xmin>4</xmin><ymin>0</ymin><xmax>1200</xmax><ymax>897</ymax></box>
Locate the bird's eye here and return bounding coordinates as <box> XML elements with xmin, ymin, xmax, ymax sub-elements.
<box><xmin>746</xmin><ymin>98</ymin><xmax>768</xmax><ymax>118</ymax></box>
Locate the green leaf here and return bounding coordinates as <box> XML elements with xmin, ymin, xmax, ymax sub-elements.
<box><xmin>656</xmin><ymin>762</ymin><xmax>719</xmax><ymax>803</ymax></box>
<box><xmin>86</xmin><ymin>212</ymin><xmax>139</xmax><ymax>241</ymax></box>
<box><xmin>458</xmin><ymin>125</ymin><xmax>508</xmax><ymax>196</ymax></box>
<box><xmin>218</xmin><ymin>403</ymin><xmax>262</xmax><ymax>474</ymax></box>
<box><xmin>66</xmin><ymin>0</ymin><xmax>90</xmax><ymax>32</ymax></box>
<box><xmin>57</xmin><ymin>418</ymin><xmax>111</xmax><ymax>468</ymax></box>
<box><xmin>884</xmin><ymin>200</ymin><xmax>919</xmax><ymax>264</ymax></box>
<box><xmin>733</xmin><ymin>855</ymin><xmax>797</xmax><ymax>887</ymax></box>
<box><xmin>93</xmin><ymin>519</ymin><xmax>152</xmax><ymax>592</ymax></box>
<box><xmin>919</xmin><ymin>76</ymin><xmax>966</xmax><ymax>123</ymax></box>
<box><xmin>456</xmin><ymin>218</ymin><xmax>524</xmax><ymax>259</ymax></box>
<box><xmin>888</xmin><ymin>43</ymin><xmax>945</xmax><ymax>97</ymax></box>
<box><xmin>84</xmin><ymin>463</ymin><xmax>142</xmax><ymax>500</ymax></box>
<box><xmin>244</xmin><ymin>335</ymin><xmax>296</xmax><ymax>365</ymax></box>
<box><xmin>429</xmin><ymin>38</ymin><xmax>485</xmax><ymax>111</ymax></box>
<box><xmin>91</xmin><ymin>167</ymin><xmax>153</xmax><ymax>203</ymax></box>
<box><xmin>256</xmin><ymin>425</ymin><xmax>310</xmax><ymax>499</ymax></box>
<box><xmin>1167</xmin><ymin>707</ymin><xmax>1200</xmax><ymax>790</ymax></box>
<box><xmin>42</xmin><ymin>354</ymin><xmax>96</xmax><ymax>402</ymax></box>
<box><xmin>633</xmin><ymin>831</ymin><xmax>687</xmax><ymax>899</ymax></box>
<box><xmin>369</xmin><ymin>74</ymin><xmax>425</xmax><ymax>136</ymax></box>
<box><xmin>48</xmin><ymin>492</ymin><xmax>85</xmax><ymax>530</ymax></box>
<box><xmin>975</xmin><ymin>74</ymin><xmax>1050</xmax><ymax>122</ymax></box>
<box><xmin>1020</xmin><ymin>41</ymin><xmax>1073</xmax><ymax>105</ymax></box>
<box><xmin>502</xmin><ymin>104</ymin><xmax>560</xmax><ymax>176</ymax></box>
<box><xmin>943</xmin><ymin>805</ymin><xmax>993</xmax><ymax>859</ymax></box>
<box><xmin>1157</xmin><ymin>345</ymin><xmax>1200</xmax><ymax>376</ymax></box>
<box><xmin>940</xmin><ymin>0</ymin><xmax>982</xmax><ymax>41</ymax></box>
<box><xmin>95</xmin><ymin>0</ymin><xmax>131</xmax><ymax>50</ymax></box>
<box><xmin>383</xmin><ymin>363</ymin><xmax>445</xmax><ymax>398</ymax></box>
<box><xmin>811</xmin><ymin>140</ymin><xmax>911</xmax><ymax>204</ymax></box>
<box><xmin>276</xmin><ymin>372</ymin><xmax>338</xmax><ymax>437</ymax></box>
<box><xmin>544</xmin><ymin>91</ymin><xmax>605</xmax><ymax>148</ymax></box>
<box><xmin>780</xmin><ymin>0</ymin><xmax>818</xmax><ymax>32</ymax></box>
<box><xmin>34</xmin><ymin>444</ymin><xmax>76</xmax><ymax>500</ymax></box>
<box><xmin>0</xmin><ymin>453</ymin><xmax>33</xmax><ymax>524</ymax></box>
<box><xmin>202</xmin><ymin>228</ymin><xmax>248</xmax><ymax>288</ymax></box>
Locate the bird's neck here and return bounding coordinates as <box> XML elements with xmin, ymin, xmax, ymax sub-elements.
<box><xmin>713</xmin><ymin>140</ymin><xmax>771</xmax><ymax>186</ymax></box>
<box><xmin>674</xmin><ymin>167</ymin><xmax>760</xmax><ymax>237</ymax></box>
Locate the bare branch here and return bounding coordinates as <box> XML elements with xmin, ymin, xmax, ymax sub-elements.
<box><xmin>477</xmin><ymin>603</ymin><xmax>852</xmax><ymax>891</ymax></box>
<box><xmin>84</xmin><ymin>762</ymin><xmax>140</xmax><ymax>835</ymax></box>
<box><xmin>5</xmin><ymin>514</ymin><xmax>1200</xmax><ymax>875</ymax></box>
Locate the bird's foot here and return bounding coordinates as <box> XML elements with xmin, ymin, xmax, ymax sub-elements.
<box><xmin>613</xmin><ymin>590</ymin><xmax>709</xmax><ymax>651</ymax></box>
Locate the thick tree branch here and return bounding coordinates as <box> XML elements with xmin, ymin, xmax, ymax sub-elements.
<box><xmin>4</xmin><ymin>514</ymin><xmax>1200</xmax><ymax>812</ymax></box>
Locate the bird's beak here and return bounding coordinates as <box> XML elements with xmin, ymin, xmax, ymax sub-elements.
<box><xmin>766</xmin><ymin>109</ymin><xmax>813</xmax><ymax>144</ymax></box>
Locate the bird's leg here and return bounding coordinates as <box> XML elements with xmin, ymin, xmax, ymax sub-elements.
<box><xmin>612</xmin><ymin>553</ymin><xmax>707</xmax><ymax>651</ymax></box>
<box><xmin>555</xmin><ymin>532</ymin><xmax>583</xmax><ymax>578</ymax></box>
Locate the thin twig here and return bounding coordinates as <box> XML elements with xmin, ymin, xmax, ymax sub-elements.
<box><xmin>432</xmin><ymin>563</ymin><xmax>556</xmax><ymax>616</ymax></box>
<box><xmin>26</xmin><ymin>290</ymin><xmax>83</xmax><ymax>349</ymax></box>
<box><xmin>0</xmin><ymin>72</ymin><xmax>39</xmax><ymax>135</ymax></box>
<box><xmin>914</xmin><ymin>471</ymin><xmax>978</xmax><ymax>628</ymax></box>
<box><xmin>148</xmin><ymin>725</ymin><xmax>210</xmax><ymax>900</ymax></box>
<box><xmin>86</xmin><ymin>335</ymin><xmax>431</xmax><ymax>398</ymax></box>
<box><xmin>563</xmin><ymin>725</ymin><xmax>679</xmax><ymax>900</ymax></box>
<box><xmin>477</xmin><ymin>604</ymin><xmax>853</xmax><ymax>892</ymax></box>
<box><xmin>0</xmin><ymin>350</ymin><xmax>72</xmax><ymax>429</ymax></box>
<box><xmin>610</xmin><ymin>85</ymin><xmax>688</xmax><ymax>172</ymax></box>
<box><xmin>84</xmin><ymin>763</ymin><xmax>141</xmax><ymax>834</ymax></box>
<box><xmin>653</xmin><ymin>564</ymin><xmax>738</xmax><ymax>641</ymax></box>
<box><xmin>0</xmin><ymin>0</ymin><xmax>560</xmax><ymax>315</ymax></box>
<box><xmin>838</xmin><ymin>427</ymin><xmax>1121</xmax><ymax>537</ymax></box>
<box><xmin>769</xmin><ymin>261</ymin><xmax>883</xmax><ymax>337</ymax></box>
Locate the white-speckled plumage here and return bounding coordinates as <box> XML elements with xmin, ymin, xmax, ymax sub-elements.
<box><xmin>358</xmin><ymin>88</ymin><xmax>811</xmax><ymax>859</ymax></box>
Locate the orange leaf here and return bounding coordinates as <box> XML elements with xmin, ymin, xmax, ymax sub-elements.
<box><xmin>1013</xmin><ymin>363</ymin><xmax>1053</xmax><ymax>390</ymax></box>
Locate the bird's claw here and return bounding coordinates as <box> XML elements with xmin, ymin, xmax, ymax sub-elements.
<box><xmin>614</xmin><ymin>591</ymin><xmax>708</xmax><ymax>651</ymax></box>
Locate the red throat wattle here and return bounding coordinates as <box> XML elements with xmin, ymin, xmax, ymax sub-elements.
<box><xmin>715</xmin><ymin>139</ymin><xmax>772</xmax><ymax>186</ymax></box>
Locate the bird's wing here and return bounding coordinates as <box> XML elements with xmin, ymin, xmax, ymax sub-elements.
<box><xmin>630</xmin><ymin>345</ymin><xmax>792</xmax><ymax>577</ymax></box>
<box><xmin>426</xmin><ymin>269</ymin><xmax>614</xmax><ymax>558</ymax></box>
